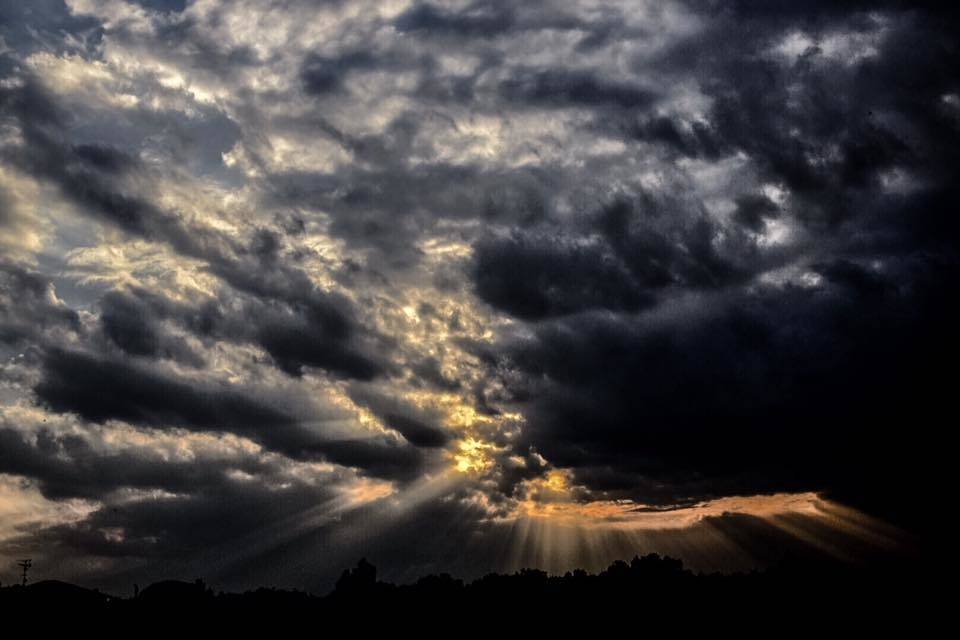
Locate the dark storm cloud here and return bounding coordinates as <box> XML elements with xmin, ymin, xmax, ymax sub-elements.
<box><xmin>347</xmin><ymin>383</ymin><xmax>451</xmax><ymax>448</ymax></box>
<box><xmin>3</xmin><ymin>268</ymin><xmax>409</xmax><ymax>483</ymax></box>
<box><xmin>0</xmin><ymin>185</ymin><xmax>12</xmax><ymax>228</ymax></box>
<box><xmin>0</xmin><ymin>425</ymin><xmax>276</xmax><ymax>501</ymax></box>
<box><xmin>94</xmin><ymin>285</ymin><xmax>224</xmax><ymax>346</ymax></box>
<box><xmin>596</xmin><ymin>198</ymin><xmax>756</xmax><ymax>290</ymax></box>
<box><xmin>624</xmin><ymin>115</ymin><xmax>729</xmax><ymax>160</ymax></box>
<box><xmin>201</xmin><ymin>230</ymin><xmax>391</xmax><ymax>379</ymax></box>
<box><xmin>257</xmin><ymin>298</ymin><xmax>382</xmax><ymax>377</ymax></box>
<box><xmin>94</xmin><ymin>278</ymin><xmax>387</xmax><ymax>381</ymax></box>
<box><xmin>499</xmin><ymin>68</ymin><xmax>656</xmax><ymax>111</ymax></box>
<box><xmin>393</xmin><ymin>1</ymin><xmax>591</xmax><ymax>41</ymax></box>
<box><xmin>31</xmin><ymin>347</ymin><xmax>425</xmax><ymax>480</ymax></box>
<box><xmin>1</xmin><ymin>77</ymin><xmax>204</xmax><ymax>242</ymax></box>
<box><xmin>688</xmin><ymin>0</ymin><xmax>958</xmax><ymax>22</ymax></box>
<box><xmin>311</xmin><ymin>437</ymin><xmax>425</xmax><ymax>482</ymax></box>
<box><xmin>495</xmin><ymin>251</ymin><xmax>955</xmax><ymax>506</ymax></box>
<box><xmin>1</xmin><ymin>75</ymin><xmax>390</xmax><ymax>381</ymax></box>
<box><xmin>407</xmin><ymin>355</ymin><xmax>461</xmax><ymax>392</ymax></box>
<box><xmin>422</xmin><ymin>5</ymin><xmax>958</xmax><ymax>510</ymax></box>
<box><xmin>71</xmin><ymin>143</ymin><xmax>141</xmax><ymax>174</ymax></box>
<box><xmin>265</xmin><ymin>161</ymin><xmax>556</xmax><ymax>268</ymax></box>
<box><xmin>649</xmin><ymin>2</ymin><xmax>960</xmax><ymax>228</ymax></box>
<box><xmin>731</xmin><ymin>194</ymin><xmax>780</xmax><ymax>233</ymax></box>
<box><xmin>448</xmin><ymin>2</ymin><xmax>959</xmax><ymax>516</ymax></box>
<box><xmin>98</xmin><ymin>290</ymin><xmax>205</xmax><ymax>367</ymax></box>
<box><xmin>394</xmin><ymin>2</ymin><xmax>516</xmax><ymax>38</ymax></box>
<box><xmin>6</xmin><ymin>477</ymin><xmax>337</xmax><ymax>562</ymax></box>
<box><xmin>383</xmin><ymin>414</ymin><xmax>449</xmax><ymax>447</ymax></box>
<box><xmin>301</xmin><ymin>50</ymin><xmax>380</xmax><ymax>95</ymax></box>
<box><xmin>0</xmin><ymin>262</ymin><xmax>80</xmax><ymax>347</ymax></box>
<box><xmin>34</xmin><ymin>348</ymin><xmax>301</xmax><ymax>449</ymax></box>
<box><xmin>473</xmin><ymin>230</ymin><xmax>652</xmax><ymax>319</ymax></box>
<box><xmin>131</xmin><ymin>0</ymin><xmax>188</xmax><ymax>12</ymax></box>
<box><xmin>472</xmin><ymin>195</ymin><xmax>765</xmax><ymax>319</ymax></box>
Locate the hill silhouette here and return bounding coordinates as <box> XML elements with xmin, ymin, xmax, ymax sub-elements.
<box><xmin>0</xmin><ymin>553</ymin><xmax>931</xmax><ymax>628</ymax></box>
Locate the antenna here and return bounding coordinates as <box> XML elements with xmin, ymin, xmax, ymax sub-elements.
<box><xmin>17</xmin><ymin>559</ymin><xmax>31</xmax><ymax>587</ymax></box>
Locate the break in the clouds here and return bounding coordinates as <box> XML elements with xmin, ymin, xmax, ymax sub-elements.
<box><xmin>0</xmin><ymin>0</ymin><xmax>954</xmax><ymax>591</ymax></box>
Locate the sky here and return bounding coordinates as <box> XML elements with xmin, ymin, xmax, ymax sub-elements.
<box><xmin>0</xmin><ymin>0</ymin><xmax>955</xmax><ymax>592</ymax></box>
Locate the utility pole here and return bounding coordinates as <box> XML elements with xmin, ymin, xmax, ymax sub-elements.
<box><xmin>17</xmin><ymin>559</ymin><xmax>31</xmax><ymax>587</ymax></box>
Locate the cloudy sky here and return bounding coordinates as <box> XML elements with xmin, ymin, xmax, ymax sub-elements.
<box><xmin>0</xmin><ymin>0</ymin><xmax>954</xmax><ymax>591</ymax></box>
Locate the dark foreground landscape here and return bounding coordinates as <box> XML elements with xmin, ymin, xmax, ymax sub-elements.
<box><xmin>0</xmin><ymin>554</ymin><xmax>933</xmax><ymax>627</ymax></box>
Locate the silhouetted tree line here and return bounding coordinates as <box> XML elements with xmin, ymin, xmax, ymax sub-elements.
<box><xmin>0</xmin><ymin>553</ymin><xmax>928</xmax><ymax>626</ymax></box>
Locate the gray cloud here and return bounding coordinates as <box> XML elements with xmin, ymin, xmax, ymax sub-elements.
<box><xmin>1</xmin><ymin>262</ymin><xmax>80</xmax><ymax>348</ymax></box>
